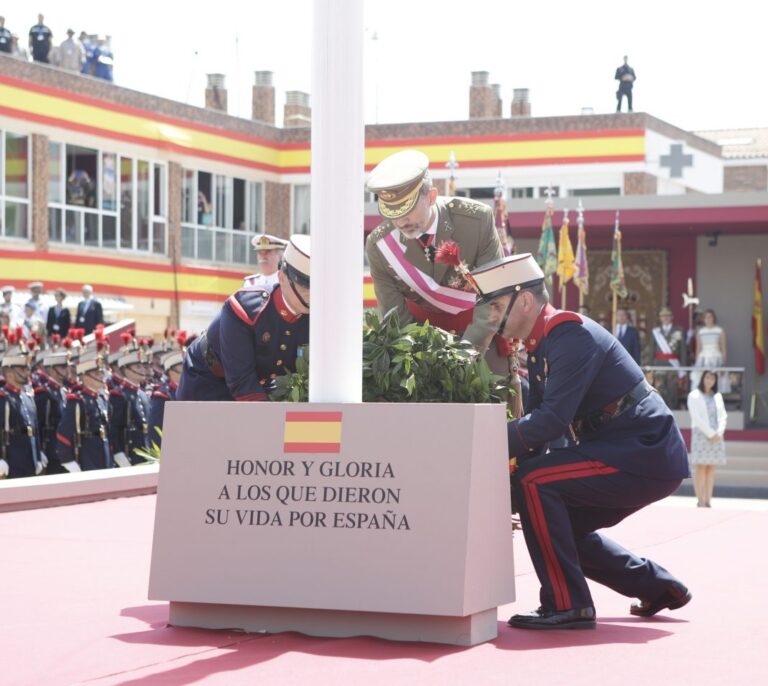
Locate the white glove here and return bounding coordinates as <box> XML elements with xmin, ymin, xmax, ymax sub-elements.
<box><xmin>113</xmin><ymin>451</ymin><xmax>131</xmax><ymax>468</ymax></box>
<box><xmin>35</xmin><ymin>460</ymin><xmax>44</xmax><ymax>475</ymax></box>
<box><xmin>62</xmin><ymin>460</ymin><xmax>82</xmax><ymax>473</ymax></box>
<box><xmin>40</xmin><ymin>451</ymin><xmax>49</xmax><ymax>469</ymax></box>
<box><xmin>0</xmin><ymin>458</ymin><xmax>9</xmax><ymax>478</ymax></box>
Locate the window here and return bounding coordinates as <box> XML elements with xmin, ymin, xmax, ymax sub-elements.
<box><xmin>181</xmin><ymin>167</ymin><xmax>264</xmax><ymax>265</ymax></box>
<box><xmin>509</xmin><ymin>187</ymin><xmax>534</xmax><ymax>199</ymax></box>
<box><xmin>568</xmin><ymin>187</ymin><xmax>621</xmax><ymax>197</ymax></box>
<box><xmin>48</xmin><ymin>142</ymin><xmax>167</xmax><ymax>254</ymax></box>
<box><xmin>1</xmin><ymin>131</ymin><xmax>31</xmax><ymax>240</ymax></box>
<box><xmin>293</xmin><ymin>184</ymin><xmax>310</xmax><ymax>234</ymax></box>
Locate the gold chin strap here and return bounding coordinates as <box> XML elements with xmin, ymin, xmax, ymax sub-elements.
<box><xmin>378</xmin><ymin>180</ymin><xmax>424</xmax><ymax>219</ymax></box>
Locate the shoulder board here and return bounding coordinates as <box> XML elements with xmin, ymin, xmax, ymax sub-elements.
<box><xmin>152</xmin><ymin>390</ymin><xmax>170</xmax><ymax>400</ymax></box>
<box><xmin>226</xmin><ymin>288</ymin><xmax>270</xmax><ymax>326</ymax></box>
<box><xmin>67</xmin><ymin>393</ymin><xmax>81</xmax><ymax>401</ymax></box>
<box><xmin>444</xmin><ymin>197</ymin><xmax>490</xmax><ymax>219</ymax></box>
<box><xmin>544</xmin><ymin>311</ymin><xmax>582</xmax><ymax>336</ymax></box>
<box><xmin>367</xmin><ymin>221</ymin><xmax>395</xmax><ymax>244</ymax></box>
<box><xmin>109</xmin><ymin>388</ymin><xmax>124</xmax><ymax>397</ymax></box>
<box><xmin>34</xmin><ymin>386</ymin><xmax>48</xmax><ymax>395</ymax></box>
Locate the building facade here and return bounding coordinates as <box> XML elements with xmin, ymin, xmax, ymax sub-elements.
<box><xmin>1</xmin><ymin>57</ymin><xmax>767</xmax><ymax>419</ymax></box>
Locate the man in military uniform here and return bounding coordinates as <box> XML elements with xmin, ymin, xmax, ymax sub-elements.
<box><xmin>57</xmin><ymin>352</ymin><xmax>113</xmax><ymax>472</ymax></box>
<box><xmin>34</xmin><ymin>351</ymin><xmax>73</xmax><ymax>474</ymax></box>
<box><xmin>243</xmin><ymin>234</ymin><xmax>288</xmax><ymax>290</ymax></box>
<box><xmin>615</xmin><ymin>55</ymin><xmax>637</xmax><ymax>112</ymax></box>
<box><xmin>648</xmin><ymin>306</ymin><xmax>687</xmax><ymax>409</ymax></box>
<box><xmin>178</xmin><ymin>235</ymin><xmax>310</xmax><ymax>402</ymax></box>
<box><xmin>365</xmin><ymin>150</ymin><xmax>506</xmax><ymax>372</ymax></box>
<box><xmin>109</xmin><ymin>339</ymin><xmax>151</xmax><ymax>466</ymax></box>
<box><xmin>469</xmin><ymin>254</ymin><xmax>691</xmax><ymax>630</ymax></box>
<box><xmin>0</xmin><ymin>338</ymin><xmax>47</xmax><ymax>478</ymax></box>
<box><xmin>148</xmin><ymin>334</ymin><xmax>186</xmax><ymax>448</ymax></box>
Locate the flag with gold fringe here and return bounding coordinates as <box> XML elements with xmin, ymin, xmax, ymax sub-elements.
<box><xmin>573</xmin><ymin>215</ymin><xmax>589</xmax><ymax>296</ymax></box>
<box><xmin>754</xmin><ymin>258</ymin><xmax>765</xmax><ymax>375</ymax></box>
<box><xmin>556</xmin><ymin>216</ymin><xmax>575</xmax><ymax>284</ymax></box>
<box><xmin>609</xmin><ymin>212</ymin><xmax>628</xmax><ymax>299</ymax></box>
<box><xmin>536</xmin><ymin>206</ymin><xmax>558</xmax><ymax>281</ymax></box>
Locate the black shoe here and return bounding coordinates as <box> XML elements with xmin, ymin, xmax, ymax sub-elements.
<box><xmin>630</xmin><ymin>581</ymin><xmax>692</xmax><ymax>617</ymax></box>
<box><xmin>508</xmin><ymin>606</ymin><xmax>596</xmax><ymax>630</ymax></box>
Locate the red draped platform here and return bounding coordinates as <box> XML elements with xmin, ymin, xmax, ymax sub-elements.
<box><xmin>2</xmin><ymin>494</ymin><xmax>766</xmax><ymax>686</ymax></box>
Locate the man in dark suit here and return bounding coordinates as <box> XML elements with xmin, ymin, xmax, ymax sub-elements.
<box><xmin>75</xmin><ymin>284</ymin><xmax>104</xmax><ymax>335</ymax></box>
<box><xmin>615</xmin><ymin>307</ymin><xmax>641</xmax><ymax>364</ymax></box>
<box><xmin>46</xmin><ymin>287</ymin><xmax>71</xmax><ymax>340</ymax></box>
<box><xmin>615</xmin><ymin>55</ymin><xmax>636</xmax><ymax>112</ymax></box>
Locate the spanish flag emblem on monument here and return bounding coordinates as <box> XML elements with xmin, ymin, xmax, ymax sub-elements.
<box><xmin>283</xmin><ymin>411</ymin><xmax>343</xmax><ymax>453</ymax></box>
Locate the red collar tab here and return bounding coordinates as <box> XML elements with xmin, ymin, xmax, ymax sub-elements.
<box><xmin>524</xmin><ymin>304</ymin><xmax>556</xmax><ymax>352</ymax></box>
<box><xmin>273</xmin><ymin>286</ymin><xmax>300</xmax><ymax>323</ymax></box>
<box><xmin>4</xmin><ymin>382</ymin><xmax>21</xmax><ymax>394</ymax></box>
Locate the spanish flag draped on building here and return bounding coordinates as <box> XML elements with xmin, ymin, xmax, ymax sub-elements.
<box><xmin>609</xmin><ymin>212</ymin><xmax>628</xmax><ymax>299</ymax></box>
<box><xmin>753</xmin><ymin>258</ymin><xmax>765</xmax><ymax>375</ymax></box>
<box><xmin>556</xmin><ymin>215</ymin><xmax>575</xmax><ymax>285</ymax></box>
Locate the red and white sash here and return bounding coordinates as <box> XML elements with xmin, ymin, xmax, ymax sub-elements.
<box><xmin>376</xmin><ymin>229</ymin><xmax>475</xmax><ymax>315</ymax></box>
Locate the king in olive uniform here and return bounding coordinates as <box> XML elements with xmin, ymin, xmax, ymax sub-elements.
<box><xmin>365</xmin><ymin>150</ymin><xmax>506</xmax><ymax>370</ymax></box>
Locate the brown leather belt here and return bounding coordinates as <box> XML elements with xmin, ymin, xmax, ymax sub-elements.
<box><xmin>571</xmin><ymin>380</ymin><xmax>654</xmax><ymax>440</ymax></box>
<box><xmin>198</xmin><ymin>331</ymin><xmax>225</xmax><ymax>379</ymax></box>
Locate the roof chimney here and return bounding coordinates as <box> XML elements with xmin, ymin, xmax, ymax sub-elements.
<box><xmin>283</xmin><ymin>90</ymin><xmax>311</xmax><ymax>128</ymax></box>
<box><xmin>510</xmin><ymin>88</ymin><xmax>531</xmax><ymax>118</ymax></box>
<box><xmin>205</xmin><ymin>73</ymin><xmax>228</xmax><ymax>113</ymax></box>
<box><xmin>469</xmin><ymin>71</ymin><xmax>497</xmax><ymax>119</ymax></box>
<box><xmin>252</xmin><ymin>71</ymin><xmax>275</xmax><ymax>125</ymax></box>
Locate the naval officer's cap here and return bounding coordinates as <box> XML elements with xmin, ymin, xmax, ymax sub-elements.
<box><xmin>251</xmin><ymin>233</ymin><xmax>289</xmax><ymax>251</ymax></box>
<box><xmin>366</xmin><ymin>150</ymin><xmax>430</xmax><ymax>220</ymax></box>
<box><xmin>470</xmin><ymin>253</ymin><xmax>545</xmax><ymax>303</ymax></box>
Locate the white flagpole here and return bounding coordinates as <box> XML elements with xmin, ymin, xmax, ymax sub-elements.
<box><xmin>309</xmin><ymin>0</ymin><xmax>364</xmax><ymax>403</ymax></box>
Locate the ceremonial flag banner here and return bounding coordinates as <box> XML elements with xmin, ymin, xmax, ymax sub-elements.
<box><xmin>283</xmin><ymin>411</ymin><xmax>343</xmax><ymax>453</ymax></box>
<box><xmin>556</xmin><ymin>221</ymin><xmax>575</xmax><ymax>284</ymax></box>
<box><xmin>753</xmin><ymin>259</ymin><xmax>765</xmax><ymax>375</ymax></box>
<box><xmin>609</xmin><ymin>215</ymin><xmax>628</xmax><ymax>299</ymax></box>
<box><xmin>574</xmin><ymin>224</ymin><xmax>589</xmax><ymax>295</ymax></box>
<box><xmin>536</xmin><ymin>209</ymin><xmax>558</xmax><ymax>279</ymax></box>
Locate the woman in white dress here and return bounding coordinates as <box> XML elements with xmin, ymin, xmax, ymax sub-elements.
<box><xmin>691</xmin><ymin>309</ymin><xmax>729</xmax><ymax>392</ymax></box>
<box><xmin>687</xmin><ymin>370</ymin><xmax>727</xmax><ymax>507</ymax></box>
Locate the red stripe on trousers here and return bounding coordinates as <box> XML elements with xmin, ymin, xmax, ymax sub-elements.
<box><xmin>521</xmin><ymin>461</ymin><xmax>620</xmax><ymax>610</ymax></box>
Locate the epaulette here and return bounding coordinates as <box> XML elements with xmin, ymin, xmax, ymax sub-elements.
<box><xmin>368</xmin><ymin>222</ymin><xmax>393</xmax><ymax>243</ymax></box>
<box><xmin>445</xmin><ymin>197</ymin><xmax>489</xmax><ymax>218</ymax></box>
<box><xmin>109</xmin><ymin>388</ymin><xmax>124</xmax><ymax>397</ymax></box>
<box><xmin>66</xmin><ymin>392</ymin><xmax>80</xmax><ymax>401</ymax></box>
<box><xmin>152</xmin><ymin>390</ymin><xmax>170</xmax><ymax>400</ymax></box>
<box><xmin>34</xmin><ymin>386</ymin><xmax>48</xmax><ymax>395</ymax></box>
<box><xmin>226</xmin><ymin>288</ymin><xmax>270</xmax><ymax>326</ymax></box>
<box><xmin>544</xmin><ymin>311</ymin><xmax>582</xmax><ymax>336</ymax></box>
<box><xmin>0</xmin><ymin>390</ymin><xmax>5</xmax><ymax>398</ymax></box>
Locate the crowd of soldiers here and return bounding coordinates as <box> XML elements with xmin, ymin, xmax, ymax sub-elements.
<box><xmin>0</xmin><ymin>324</ymin><xmax>187</xmax><ymax>479</ymax></box>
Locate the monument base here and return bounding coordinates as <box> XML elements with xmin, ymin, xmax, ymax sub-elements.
<box><xmin>169</xmin><ymin>601</ymin><xmax>499</xmax><ymax>646</ymax></box>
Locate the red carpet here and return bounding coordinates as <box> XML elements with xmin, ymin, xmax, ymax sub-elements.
<box><xmin>2</xmin><ymin>494</ymin><xmax>767</xmax><ymax>686</ymax></box>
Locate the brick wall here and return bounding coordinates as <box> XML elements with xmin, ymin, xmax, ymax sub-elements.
<box><xmin>724</xmin><ymin>165</ymin><xmax>768</xmax><ymax>192</ymax></box>
<box><xmin>265</xmin><ymin>182</ymin><xmax>291</xmax><ymax>236</ymax></box>
<box><xmin>623</xmin><ymin>172</ymin><xmax>658</xmax><ymax>195</ymax></box>
<box><xmin>31</xmin><ymin>133</ymin><xmax>49</xmax><ymax>250</ymax></box>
